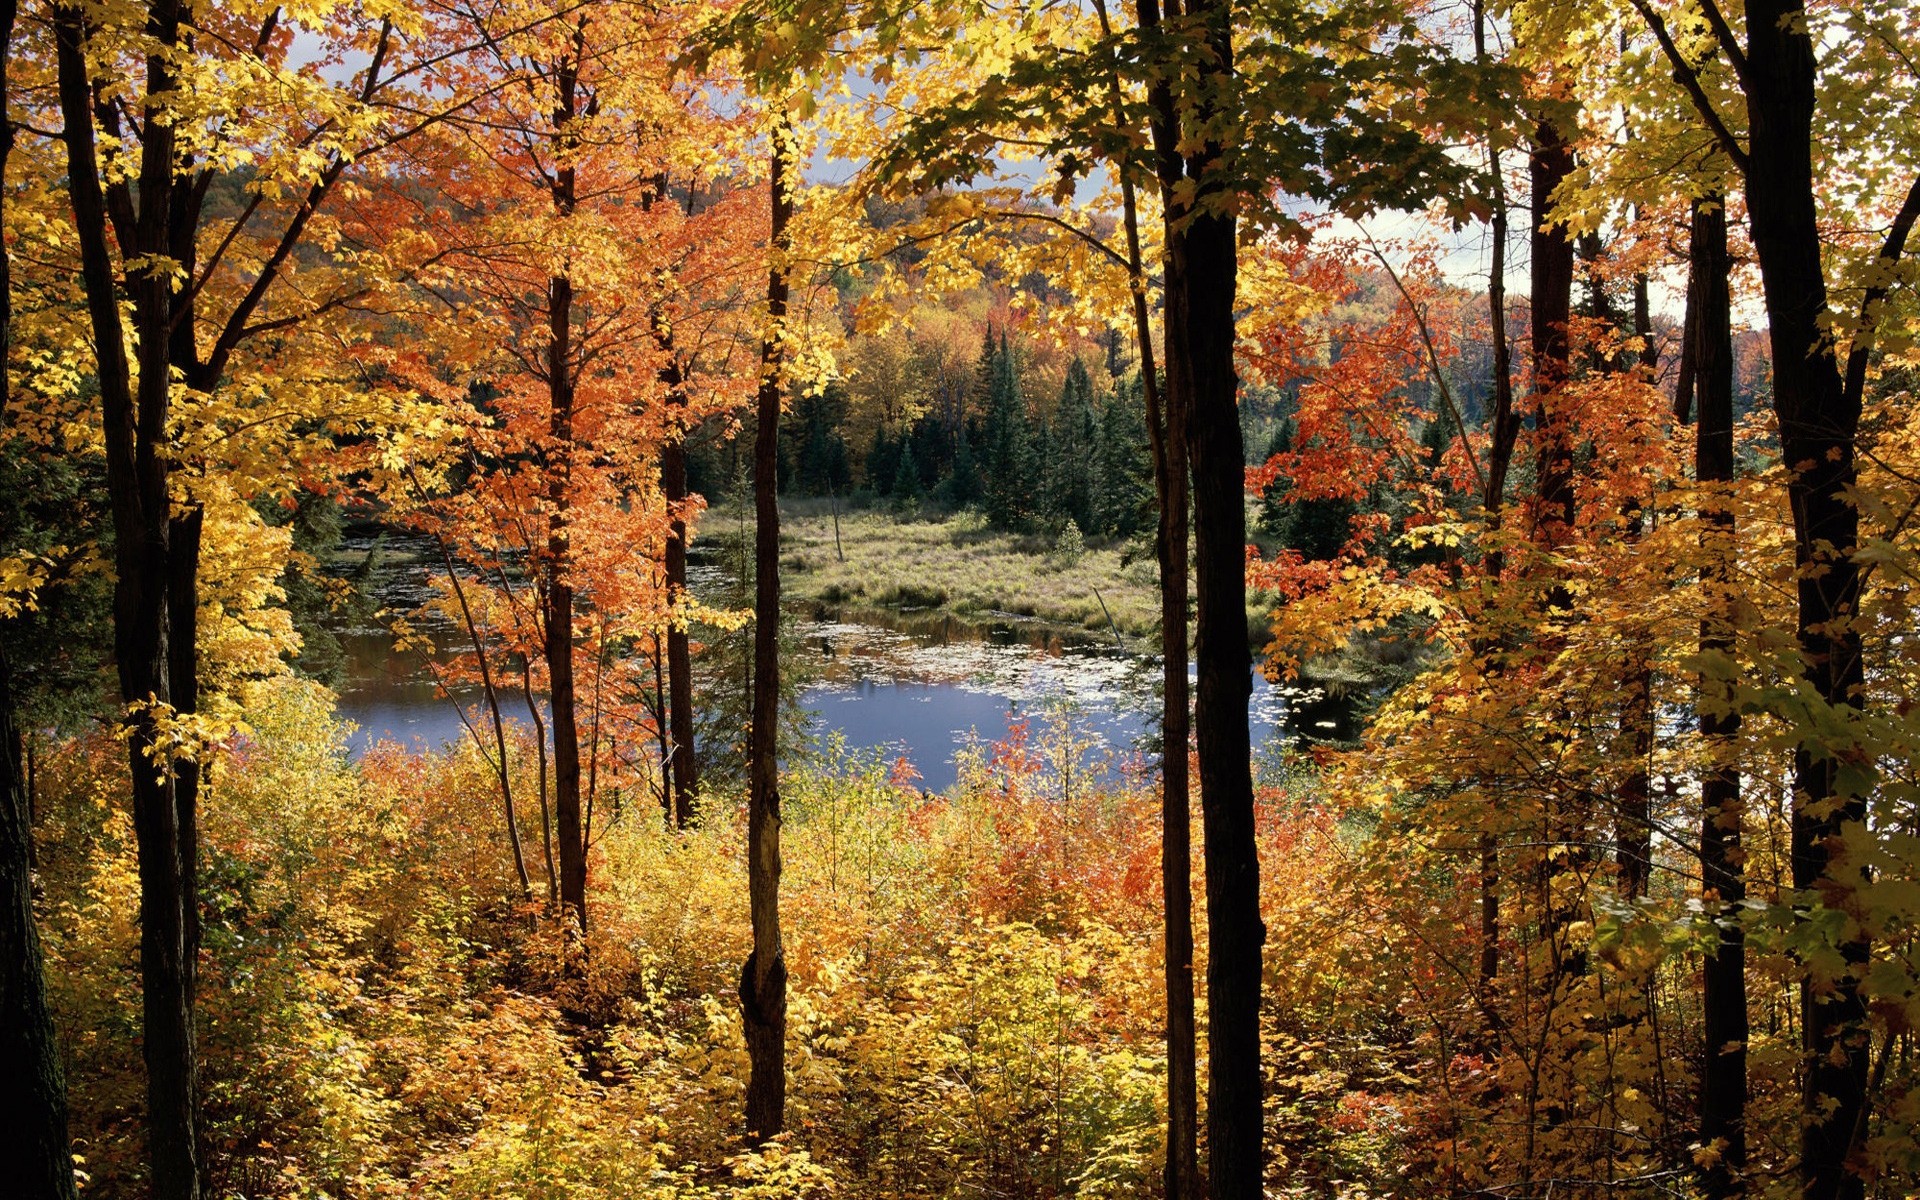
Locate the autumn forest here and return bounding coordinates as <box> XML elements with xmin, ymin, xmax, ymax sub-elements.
<box><xmin>1</xmin><ymin>0</ymin><xmax>1917</xmax><ymax>1198</ymax></box>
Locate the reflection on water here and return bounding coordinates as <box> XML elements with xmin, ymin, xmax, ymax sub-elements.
<box><xmin>326</xmin><ymin>529</ymin><xmax>1326</xmax><ymax>790</ymax></box>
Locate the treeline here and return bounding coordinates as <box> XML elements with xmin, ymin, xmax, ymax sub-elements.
<box><xmin>773</xmin><ymin>329</ymin><xmax>1155</xmax><ymax>538</ymax></box>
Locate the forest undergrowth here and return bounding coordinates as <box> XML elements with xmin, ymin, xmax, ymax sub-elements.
<box><xmin>37</xmin><ymin>679</ymin><xmax>1407</xmax><ymax>1200</ymax></box>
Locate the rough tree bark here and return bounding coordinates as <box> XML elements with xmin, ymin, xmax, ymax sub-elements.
<box><xmin>0</xmin><ymin>0</ymin><xmax>80</xmax><ymax>1183</ymax></box>
<box><xmin>0</xmin><ymin>649</ymin><xmax>76</xmax><ymax>1200</ymax></box>
<box><xmin>743</xmin><ymin>109</ymin><xmax>793</xmax><ymax>1142</ymax></box>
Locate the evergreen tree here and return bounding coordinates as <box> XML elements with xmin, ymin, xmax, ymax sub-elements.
<box><xmin>909</xmin><ymin>414</ymin><xmax>949</xmax><ymax>487</ymax></box>
<box><xmin>1044</xmin><ymin>357</ymin><xmax>1098</xmax><ymax>531</ymax></box>
<box><xmin>1256</xmin><ymin>422</ymin><xmax>1295</xmax><ymax>538</ymax></box>
<box><xmin>941</xmin><ymin>421</ymin><xmax>984</xmax><ymax>509</ymax></box>
<box><xmin>1092</xmin><ymin>377</ymin><xmax>1154</xmax><ymax>537</ymax></box>
<box><xmin>785</xmin><ymin>384</ymin><xmax>851</xmax><ymax>496</ymax></box>
<box><xmin>980</xmin><ymin>329</ymin><xmax>1037</xmax><ymax>529</ymax></box>
<box><xmin>892</xmin><ymin>436</ymin><xmax>925</xmax><ymax>504</ymax></box>
<box><xmin>865</xmin><ymin>426</ymin><xmax>899</xmax><ymax>496</ymax></box>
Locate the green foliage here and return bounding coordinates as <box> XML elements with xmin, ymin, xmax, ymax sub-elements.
<box><xmin>979</xmin><ymin>328</ymin><xmax>1039</xmax><ymax>531</ymax></box>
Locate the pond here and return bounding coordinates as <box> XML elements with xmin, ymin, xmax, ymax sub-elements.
<box><xmin>324</xmin><ymin>530</ymin><xmax>1334</xmax><ymax>792</ymax></box>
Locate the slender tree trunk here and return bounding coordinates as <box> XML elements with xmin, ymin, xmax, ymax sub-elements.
<box><xmin>430</xmin><ymin>530</ymin><xmax>532</xmax><ymax>902</ymax></box>
<box><xmin>1616</xmin><ymin>245</ymin><xmax>1656</xmax><ymax>902</ymax></box>
<box><xmin>1473</xmin><ymin>0</ymin><xmax>1519</xmax><ymax>997</ymax></box>
<box><xmin>644</xmin><ymin>169</ymin><xmax>702</xmax><ymax>829</ymax></box>
<box><xmin>522</xmin><ymin>657</ymin><xmax>559</xmax><ymax>908</ymax></box>
<box><xmin>1091</xmin><ymin>1</ymin><xmax>1197</xmax><ymax>1191</ymax></box>
<box><xmin>1742</xmin><ymin>7</ymin><xmax>1871</xmax><ymax>1194</ymax></box>
<box><xmin>743</xmin><ymin>108</ymin><xmax>793</xmax><ymax>1142</ymax></box>
<box><xmin>1688</xmin><ymin>194</ymin><xmax>1749</xmax><ymax>1200</ymax></box>
<box><xmin>546</xmin><ymin>54</ymin><xmax>587</xmax><ymax>941</ymax></box>
<box><xmin>660</xmin><ymin>365</ymin><xmax>700</xmax><ymax>829</ymax></box>
<box><xmin>0</xmin><ymin>4</ymin><xmax>79</xmax><ymax>1180</ymax></box>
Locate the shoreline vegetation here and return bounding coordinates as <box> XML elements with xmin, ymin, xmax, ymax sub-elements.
<box><xmin>748</xmin><ymin>498</ymin><xmax>1282</xmax><ymax>653</ymax></box>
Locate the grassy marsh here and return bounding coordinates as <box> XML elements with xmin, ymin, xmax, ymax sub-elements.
<box><xmin>757</xmin><ymin>500</ymin><xmax>1163</xmax><ymax>641</ymax></box>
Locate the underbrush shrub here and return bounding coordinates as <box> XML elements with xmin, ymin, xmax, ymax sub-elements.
<box><xmin>41</xmin><ymin>681</ymin><xmax>1185</xmax><ymax>1198</ymax></box>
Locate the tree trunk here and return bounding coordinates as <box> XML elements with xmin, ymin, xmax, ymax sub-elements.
<box><xmin>1529</xmin><ymin>117</ymin><xmax>1577</xmax><ymax>550</ymax></box>
<box><xmin>547</xmin><ymin>269</ymin><xmax>586</xmax><ymax>939</ymax></box>
<box><xmin>547</xmin><ymin>54</ymin><xmax>587</xmax><ymax>941</ymax></box>
<box><xmin>1092</xmin><ymin>0</ymin><xmax>1198</xmax><ymax>1188</ymax></box>
<box><xmin>743</xmin><ymin>108</ymin><xmax>793</xmax><ymax>1142</ymax></box>
<box><xmin>1</xmin><ymin>647</ymin><xmax>77</xmax><ymax>1200</ymax></box>
<box><xmin>1472</xmin><ymin>0</ymin><xmax>1519</xmax><ymax>997</ymax></box>
<box><xmin>1742</xmin><ymin>7</ymin><xmax>1869</xmax><ymax>1195</ymax></box>
<box><xmin>1134</xmin><ymin>0</ymin><xmax>1262</xmax><ymax>1189</ymax></box>
<box><xmin>1124</xmin><ymin>73</ymin><xmax>1200</xmax><ymax>1200</ymax></box>
<box><xmin>1614</xmin><ymin>243</ymin><xmax>1655</xmax><ymax>903</ymax></box>
<box><xmin>0</xmin><ymin>5</ymin><xmax>79</xmax><ymax>1180</ymax></box>
<box><xmin>661</xmin><ymin>364</ymin><xmax>700</xmax><ymax>829</ymax></box>
<box><xmin>53</xmin><ymin>6</ymin><xmax>202</xmax><ymax>1195</ymax></box>
<box><xmin>1688</xmin><ymin>194</ymin><xmax>1749</xmax><ymax>1200</ymax></box>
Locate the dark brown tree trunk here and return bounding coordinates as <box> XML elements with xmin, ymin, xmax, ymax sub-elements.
<box><xmin>547</xmin><ymin>53</ymin><xmax>587</xmax><ymax>941</ymax></box>
<box><xmin>1529</xmin><ymin>118</ymin><xmax>1577</xmax><ymax>550</ymax></box>
<box><xmin>54</xmin><ymin>6</ymin><xmax>201</xmax><ymax>1195</ymax></box>
<box><xmin>1743</xmin><ymin>7</ymin><xmax>1870</xmax><ymax>1195</ymax></box>
<box><xmin>660</xmin><ymin>360</ymin><xmax>700</xmax><ymax>829</ymax></box>
<box><xmin>1133</xmin><ymin>0</ymin><xmax>1261</xmax><ymax>1189</ymax></box>
<box><xmin>1687</xmin><ymin>194</ymin><xmax>1749</xmax><ymax>1200</ymax></box>
<box><xmin>1</xmin><ymin>649</ymin><xmax>76</xmax><ymax>1200</ymax></box>
<box><xmin>1102</xmin><ymin>9</ymin><xmax>1199</xmax><ymax>1180</ymax></box>
<box><xmin>743</xmin><ymin>110</ymin><xmax>793</xmax><ymax>1142</ymax></box>
<box><xmin>1472</xmin><ymin>0</ymin><xmax>1519</xmax><ymax>996</ymax></box>
<box><xmin>547</xmin><ymin>270</ymin><xmax>586</xmax><ymax>938</ymax></box>
<box><xmin>0</xmin><ymin>4</ymin><xmax>79</xmax><ymax>1181</ymax></box>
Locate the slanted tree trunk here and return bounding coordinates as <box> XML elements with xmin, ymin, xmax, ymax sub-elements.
<box><xmin>1684</xmin><ymin>193</ymin><xmax>1749</xmax><ymax>1200</ymax></box>
<box><xmin>1099</xmin><ymin>0</ymin><xmax>1198</xmax><ymax>1180</ymax></box>
<box><xmin>743</xmin><ymin>108</ymin><xmax>793</xmax><ymax>1142</ymax></box>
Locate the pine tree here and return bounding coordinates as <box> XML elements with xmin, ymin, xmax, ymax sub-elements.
<box><xmin>892</xmin><ymin>436</ymin><xmax>925</xmax><ymax>504</ymax></box>
<box><xmin>1045</xmin><ymin>357</ymin><xmax>1099</xmax><ymax>531</ymax></box>
<box><xmin>941</xmin><ymin>421</ymin><xmax>983</xmax><ymax>509</ymax></box>
<box><xmin>980</xmin><ymin>329</ymin><xmax>1036</xmax><ymax>529</ymax></box>
<box><xmin>865</xmin><ymin>426</ymin><xmax>898</xmax><ymax>496</ymax></box>
<box><xmin>1093</xmin><ymin>378</ymin><xmax>1154</xmax><ymax>537</ymax></box>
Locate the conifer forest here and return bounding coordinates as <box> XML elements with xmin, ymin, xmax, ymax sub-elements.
<box><xmin>4</xmin><ymin>0</ymin><xmax>1920</xmax><ymax>1198</ymax></box>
